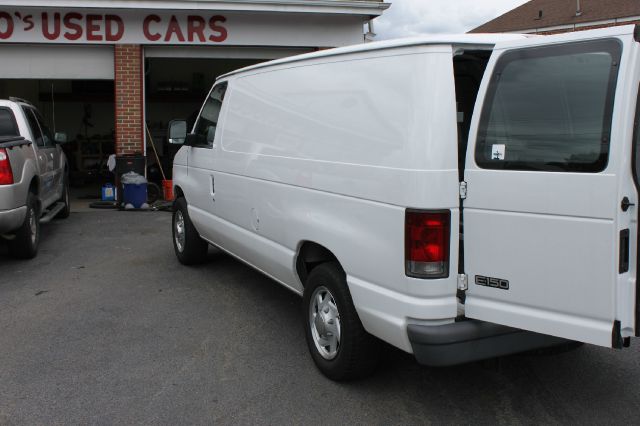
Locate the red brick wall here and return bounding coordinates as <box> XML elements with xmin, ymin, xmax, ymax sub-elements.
<box><xmin>114</xmin><ymin>44</ymin><xmax>144</xmax><ymax>155</ymax></box>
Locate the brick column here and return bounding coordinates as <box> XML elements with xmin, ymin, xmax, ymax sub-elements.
<box><xmin>114</xmin><ymin>44</ymin><xmax>144</xmax><ymax>155</ymax></box>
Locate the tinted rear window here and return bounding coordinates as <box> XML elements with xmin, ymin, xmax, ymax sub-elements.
<box><xmin>475</xmin><ymin>39</ymin><xmax>622</xmax><ymax>173</ymax></box>
<box><xmin>0</xmin><ymin>108</ymin><xmax>19</xmax><ymax>137</ymax></box>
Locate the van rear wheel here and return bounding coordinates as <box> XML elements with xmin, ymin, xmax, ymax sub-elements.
<box><xmin>303</xmin><ymin>262</ymin><xmax>380</xmax><ymax>381</ymax></box>
<box><xmin>172</xmin><ymin>197</ymin><xmax>208</xmax><ymax>265</ymax></box>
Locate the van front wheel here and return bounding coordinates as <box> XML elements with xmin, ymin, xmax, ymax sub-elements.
<box><xmin>172</xmin><ymin>197</ymin><xmax>208</xmax><ymax>265</ymax></box>
<box><xmin>303</xmin><ymin>262</ymin><xmax>380</xmax><ymax>381</ymax></box>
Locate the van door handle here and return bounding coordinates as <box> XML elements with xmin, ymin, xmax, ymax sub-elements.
<box><xmin>621</xmin><ymin>197</ymin><xmax>635</xmax><ymax>212</ymax></box>
<box><xmin>620</xmin><ymin>229</ymin><xmax>630</xmax><ymax>273</ymax></box>
<box><xmin>211</xmin><ymin>175</ymin><xmax>215</xmax><ymax>202</ymax></box>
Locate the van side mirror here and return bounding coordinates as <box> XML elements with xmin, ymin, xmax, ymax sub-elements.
<box><xmin>54</xmin><ymin>132</ymin><xmax>68</xmax><ymax>144</ymax></box>
<box><xmin>168</xmin><ymin>120</ymin><xmax>187</xmax><ymax>145</ymax></box>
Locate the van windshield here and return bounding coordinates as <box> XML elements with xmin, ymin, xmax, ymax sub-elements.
<box><xmin>475</xmin><ymin>39</ymin><xmax>622</xmax><ymax>173</ymax></box>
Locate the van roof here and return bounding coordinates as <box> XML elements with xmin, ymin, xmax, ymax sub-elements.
<box><xmin>218</xmin><ymin>33</ymin><xmax>530</xmax><ymax>80</ymax></box>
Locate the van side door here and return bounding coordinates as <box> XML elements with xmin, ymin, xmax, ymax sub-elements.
<box><xmin>185</xmin><ymin>82</ymin><xmax>228</xmax><ymax>242</ymax></box>
<box><xmin>463</xmin><ymin>27</ymin><xmax>639</xmax><ymax>347</ymax></box>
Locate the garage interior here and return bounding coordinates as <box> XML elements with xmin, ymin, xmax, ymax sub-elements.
<box><xmin>0</xmin><ymin>44</ymin><xmax>116</xmax><ymax>196</ymax></box>
<box><xmin>0</xmin><ymin>78</ymin><xmax>116</xmax><ymax>188</ymax></box>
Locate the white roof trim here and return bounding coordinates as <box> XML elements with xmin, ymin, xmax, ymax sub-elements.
<box><xmin>1</xmin><ymin>1</ymin><xmax>390</xmax><ymax>16</ymax></box>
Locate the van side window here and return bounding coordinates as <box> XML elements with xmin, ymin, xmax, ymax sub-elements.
<box><xmin>475</xmin><ymin>39</ymin><xmax>622</xmax><ymax>173</ymax></box>
<box><xmin>194</xmin><ymin>82</ymin><xmax>227</xmax><ymax>147</ymax></box>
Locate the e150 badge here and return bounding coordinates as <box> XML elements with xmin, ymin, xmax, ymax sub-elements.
<box><xmin>475</xmin><ymin>275</ymin><xmax>509</xmax><ymax>290</ymax></box>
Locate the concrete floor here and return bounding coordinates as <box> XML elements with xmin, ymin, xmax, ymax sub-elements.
<box><xmin>1</xmin><ymin>209</ymin><xmax>640</xmax><ymax>424</ymax></box>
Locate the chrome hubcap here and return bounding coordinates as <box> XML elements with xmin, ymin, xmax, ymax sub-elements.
<box><xmin>309</xmin><ymin>286</ymin><xmax>341</xmax><ymax>360</ymax></box>
<box><xmin>28</xmin><ymin>207</ymin><xmax>37</xmax><ymax>245</ymax></box>
<box><xmin>174</xmin><ymin>210</ymin><xmax>186</xmax><ymax>252</ymax></box>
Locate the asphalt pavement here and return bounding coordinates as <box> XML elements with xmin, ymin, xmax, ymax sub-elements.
<box><xmin>1</xmin><ymin>208</ymin><xmax>640</xmax><ymax>425</ymax></box>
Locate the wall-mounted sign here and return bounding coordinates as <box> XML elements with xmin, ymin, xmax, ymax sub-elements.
<box><xmin>0</xmin><ymin>8</ymin><xmax>364</xmax><ymax>47</ymax></box>
<box><xmin>0</xmin><ymin>9</ymin><xmax>227</xmax><ymax>44</ymax></box>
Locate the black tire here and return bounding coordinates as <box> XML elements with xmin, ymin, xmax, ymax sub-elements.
<box><xmin>172</xmin><ymin>197</ymin><xmax>208</xmax><ymax>265</ymax></box>
<box><xmin>9</xmin><ymin>193</ymin><xmax>40</xmax><ymax>259</ymax></box>
<box><xmin>147</xmin><ymin>182</ymin><xmax>161</xmax><ymax>204</ymax></box>
<box><xmin>89</xmin><ymin>201</ymin><xmax>118</xmax><ymax>209</ymax></box>
<box><xmin>56</xmin><ymin>175</ymin><xmax>71</xmax><ymax>219</ymax></box>
<box><xmin>303</xmin><ymin>262</ymin><xmax>381</xmax><ymax>381</ymax></box>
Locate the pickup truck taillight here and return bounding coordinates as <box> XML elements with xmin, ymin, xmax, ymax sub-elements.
<box><xmin>0</xmin><ymin>148</ymin><xmax>13</xmax><ymax>185</ymax></box>
<box><xmin>405</xmin><ymin>210</ymin><xmax>450</xmax><ymax>278</ymax></box>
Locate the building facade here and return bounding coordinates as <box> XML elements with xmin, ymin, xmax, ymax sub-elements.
<box><xmin>471</xmin><ymin>0</ymin><xmax>640</xmax><ymax>35</ymax></box>
<box><xmin>0</xmin><ymin>0</ymin><xmax>389</xmax><ymax>177</ymax></box>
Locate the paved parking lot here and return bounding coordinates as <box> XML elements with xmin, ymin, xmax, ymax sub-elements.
<box><xmin>1</xmin><ymin>209</ymin><xmax>640</xmax><ymax>424</ymax></box>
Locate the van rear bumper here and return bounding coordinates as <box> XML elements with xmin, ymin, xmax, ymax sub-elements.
<box><xmin>407</xmin><ymin>319</ymin><xmax>568</xmax><ymax>366</ymax></box>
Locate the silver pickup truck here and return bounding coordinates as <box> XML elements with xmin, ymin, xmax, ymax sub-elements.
<box><xmin>0</xmin><ymin>98</ymin><xmax>70</xmax><ymax>259</ymax></box>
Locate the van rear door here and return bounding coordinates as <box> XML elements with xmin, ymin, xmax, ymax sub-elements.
<box><xmin>463</xmin><ymin>26</ymin><xmax>639</xmax><ymax>347</ymax></box>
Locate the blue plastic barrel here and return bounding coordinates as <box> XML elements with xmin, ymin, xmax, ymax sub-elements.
<box><xmin>123</xmin><ymin>183</ymin><xmax>147</xmax><ymax>208</ymax></box>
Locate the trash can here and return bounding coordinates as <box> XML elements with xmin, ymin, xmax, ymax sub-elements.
<box><xmin>115</xmin><ymin>154</ymin><xmax>145</xmax><ymax>207</ymax></box>
<box><xmin>123</xmin><ymin>182</ymin><xmax>147</xmax><ymax>208</ymax></box>
<box><xmin>121</xmin><ymin>171</ymin><xmax>148</xmax><ymax>209</ymax></box>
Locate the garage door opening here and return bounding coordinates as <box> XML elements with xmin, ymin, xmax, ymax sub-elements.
<box><xmin>0</xmin><ymin>79</ymin><xmax>115</xmax><ymax>190</ymax></box>
<box><xmin>144</xmin><ymin>57</ymin><xmax>268</xmax><ymax>179</ymax></box>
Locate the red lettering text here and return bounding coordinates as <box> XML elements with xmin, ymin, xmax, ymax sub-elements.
<box><xmin>143</xmin><ymin>14</ymin><xmax>161</xmax><ymax>41</ymax></box>
<box><xmin>164</xmin><ymin>15</ymin><xmax>185</xmax><ymax>42</ymax></box>
<box><xmin>86</xmin><ymin>14</ymin><xmax>102</xmax><ymax>41</ymax></box>
<box><xmin>105</xmin><ymin>14</ymin><xmax>124</xmax><ymax>41</ymax></box>
<box><xmin>41</xmin><ymin>12</ymin><xmax>59</xmax><ymax>40</ymax></box>
<box><xmin>208</xmin><ymin>15</ymin><xmax>227</xmax><ymax>42</ymax></box>
<box><xmin>187</xmin><ymin>15</ymin><xmax>205</xmax><ymax>42</ymax></box>
<box><xmin>0</xmin><ymin>12</ymin><xmax>14</xmax><ymax>39</ymax></box>
<box><xmin>63</xmin><ymin>12</ymin><xmax>83</xmax><ymax>40</ymax></box>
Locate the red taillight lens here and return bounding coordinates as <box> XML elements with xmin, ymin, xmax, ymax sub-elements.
<box><xmin>0</xmin><ymin>148</ymin><xmax>13</xmax><ymax>185</ymax></box>
<box><xmin>405</xmin><ymin>210</ymin><xmax>450</xmax><ymax>278</ymax></box>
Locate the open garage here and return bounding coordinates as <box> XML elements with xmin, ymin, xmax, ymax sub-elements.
<box><xmin>0</xmin><ymin>44</ymin><xmax>115</xmax><ymax>187</ymax></box>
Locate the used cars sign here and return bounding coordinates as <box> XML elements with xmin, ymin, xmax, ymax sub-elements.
<box><xmin>0</xmin><ymin>9</ymin><xmax>227</xmax><ymax>44</ymax></box>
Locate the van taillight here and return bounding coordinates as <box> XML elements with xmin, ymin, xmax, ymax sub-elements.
<box><xmin>0</xmin><ymin>148</ymin><xmax>13</xmax><ymax>185</ymax></box>
<box><xmin>405</xmin><ymin>210</ymin><xmax>450</xmax><ymax>278</ymax></box>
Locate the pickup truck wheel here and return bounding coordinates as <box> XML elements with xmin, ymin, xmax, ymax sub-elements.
<box><xmin>9</xmin><ymin>193</ymin><xmax>40</xmax><ymax>259</ymax></box>
<box><xmin>56</xmin><ymin>176</ymin><xmax>70</xmax><ymax>219</ymax></box>
<box><xmin>303</xmin><ymin>262</ymin><xmax>380</xmax><ymax>381</ymax></box>
<box><xmin>172</xmin><ymin>197</ymin><xmax>208</xmax><ymax>265</ymax></box>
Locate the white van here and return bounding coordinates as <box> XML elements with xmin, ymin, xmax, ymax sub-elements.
<box><xmin>168</xmin><ymin>26</ymin><xmax>640</xmax><ymax>380</ymax></box>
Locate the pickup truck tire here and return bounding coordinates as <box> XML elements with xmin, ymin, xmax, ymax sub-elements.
<box><xmin>56</xmin><ymin>176</ymin><xmax>71</xmax><ymax>219</ymax></box>
<box><xmin>9</xmin><ymin>193</ymin><xmax>40</xmax><ymax>259</ymax></box>
<box><xmin>172</xmin><ymin>197</ymin><xmax>208</xmax><ymax>265</ymax></box>
<box><xmin>303</xmin><ymin>262</ymin><xmax>380</xmax><ymax>381</ymax></box>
